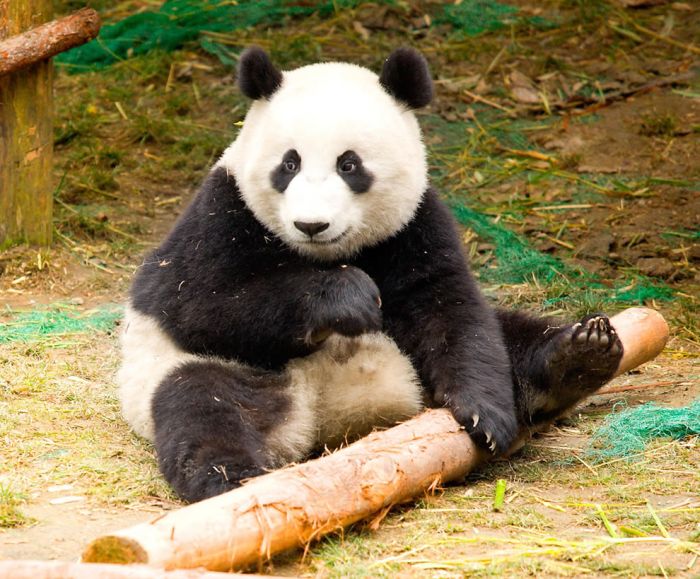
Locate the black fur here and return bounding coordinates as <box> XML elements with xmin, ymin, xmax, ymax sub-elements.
<box><xmin>336</xmin><ymin>150</ymin><xmax>374</xmax><ymax>193</ymax></box>
<box><xmin>238</xmin><ymin>46</ymin><xmax>283</xmax><ymax>100</ymax></box>
<box><xmin>152</xmin><ymin>360</ymin><xmax>290</xmax><ymax>502</ymax></box>
<box><xmin>270</xmin><ymin>149</ymin><xmax>301</xmax><ymax>193</ymax></box>
<box><xmin>131</xmin><ymin>169</ymin><xmax>385</xmax><ymax>370</ymax></box>
<box><xmin>134</xmin><ymin>168</ymin><xmax>622</xmax><ymax>502</ymax></box>
<box><xmin>497</xmin><ymin>310</ymin><xmax>622</xmax><ymax>435</ymax></box>
<box><xmin>379</xmin><ymin>47</ymin><xmax>433</xmax><ymax>109</ymax></box>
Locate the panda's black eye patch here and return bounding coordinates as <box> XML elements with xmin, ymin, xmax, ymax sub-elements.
<box><xmin>271</xmin><ymin>149</ymin><xmax>301</xmax><ymax>193</ymax></box>
<box><xmin>336</xmin><ymin>150</ymin><xmax>373</xmax><ymax>194</ymax></box>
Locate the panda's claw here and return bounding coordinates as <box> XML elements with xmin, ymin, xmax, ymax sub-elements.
<box><xmin>449</xmin><ymin>399</ymin><xmax>517</xmax><ymax>457</ymax></box>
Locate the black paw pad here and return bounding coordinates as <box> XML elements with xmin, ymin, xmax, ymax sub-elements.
<box><xmin>547</xmin><ymin>313</ymin><xmax>623</xmax><ymax>394</ymax></box>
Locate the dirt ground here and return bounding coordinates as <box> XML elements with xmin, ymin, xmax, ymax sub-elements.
<box><xmin>0</xmin><ymin>0</ymin><xmax>698</xmax><ymax>576</ymax></box>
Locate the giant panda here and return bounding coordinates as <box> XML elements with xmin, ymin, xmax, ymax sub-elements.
<box><xmin>118</xmin><ymin>47</ymin><xmax>623</xmax><ymax>503</ymax></box>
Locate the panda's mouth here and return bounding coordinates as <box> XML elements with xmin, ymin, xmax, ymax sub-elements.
<box><xmin>299</xmin><ymin>229</ymin><xmax>350</xmax><ymax>246</ymax></box>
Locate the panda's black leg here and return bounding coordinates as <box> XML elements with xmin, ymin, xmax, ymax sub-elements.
<box><xmin>496</xmin><ymin>310</ymin><xmax>623</xmax><ymax>433</ymax></box>
<box><xmin>152</xmin><ymin>360</ymin><xmax>304</xmax><ymax>503</ymax></box>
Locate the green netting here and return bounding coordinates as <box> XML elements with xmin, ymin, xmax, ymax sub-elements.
<box><xmin>0</xmin><ymin>305</ymin><xmax>122</xmax><ymax>344</ymax></box>
<box><xmin>56</xmin><ymin>0</ymin><xmax>548</xmax><ymax>71</ymax></box>
<box><xmin>450</xmin><ymin>204</ymin><xmax>674</xmax><ymax>305</ymax></box>
<box><xmin>435</xmin><ymin>0</ymin><xmax>556</xmax><ymax>37</ymax></box>
<box><xmin>57</xmin><ymin>0</ymin><xmax>380</xmax><ymax>71</ymax></box>
<box><xmin>435</xmin><ymin>0</ymin><xmax>519</xmax><ymax>36</ymax></box>
<box><xmin>452</xmin><ymin>205</ymin><xmax>565</xmax><ymax>284</ymax></box>
<box><xmin>587</xmin><ymin>399</ymin><xmax>700</xmax><ymax>461</ymax></box>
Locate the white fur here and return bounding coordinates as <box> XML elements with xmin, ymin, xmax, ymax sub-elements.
<box><xmin>117</xmin><ymin>305</ymin><xmax>200</xmax><ymax>441</ymax></box>
<box><xmin>217</xmin><ymin>61</ymin><xmax>428</xmax><ymax>260</ymax></box>
<box><xmin>118</xmin><ymin>307</ymin><xmax>422</xmax><ymax>457</ymax></box>
<box><xmin>287</xmin><ymin>333</ymin><xmax>423</xmax><ymax>449</ymax></box>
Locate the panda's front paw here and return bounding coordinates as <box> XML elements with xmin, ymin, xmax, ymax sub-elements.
<box><xmin>305</xmin><ymin>266</ymin><xmax>382</xmax><ymax>343</ymax></box>
<box><xmin>449</xmin><ymin>398</ymin><xmax>518</xmax><ymax>456</ymax></box>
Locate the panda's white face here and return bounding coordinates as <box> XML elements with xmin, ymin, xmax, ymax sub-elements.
<box><xmin>218</xmin><ymin>62</ymin><xmax>428</xmax><ymax>260</ymax></box>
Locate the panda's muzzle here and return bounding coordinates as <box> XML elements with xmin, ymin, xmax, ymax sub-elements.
<box><xmin>294</xmin><ymin>221</ymin><xmax>330</xmax><ymax>238</ymax></box>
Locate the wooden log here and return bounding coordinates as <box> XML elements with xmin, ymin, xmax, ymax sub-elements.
<box><xmin>0</xmin><ymin>560</ymin><xmax>280</xmax><ymax>579</ymax></box>
<box><xmin>0</xmin><ymin>8</ymin><xmax>100</xmax><ymax>76</ymax></box>
<box><xmin>82</xmin><ymin>307</ymin><xmax>669</xmax><ymax>571</ymax></box>
<box><xmin>0</xmin><ymin>0</ymin><xmax>53</xmax><ymax>246</ymax></box>
<box><xmin>605</xmin><ymin>307</ymin><xmax>668</xmax><ymax>376</ymax></box>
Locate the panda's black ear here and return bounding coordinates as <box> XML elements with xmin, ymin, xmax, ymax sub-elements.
<box><xmin>379</xmin><ymin>47</ymin><xmax>433</xmax><ymax>109</ymax></box>
<box><xmin>237</xmin><ymin>46</ymin><xmax>283</xmax><ymax>100</ymax></box>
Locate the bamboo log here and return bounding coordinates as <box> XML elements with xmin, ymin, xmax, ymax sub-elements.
<box><xmin>0</xmin><ymin>8</ymin><xmax>100</xmax><ymax>76</ymax></box>
<box><xmin>0</xmin><ymin>560</ymin><xmax>279</xmax><ymax>579</ymax></box>
<box><xmin>82</xmin><ymin>307</ymin><xmax>668</xmax><ymax>571</ymax></box>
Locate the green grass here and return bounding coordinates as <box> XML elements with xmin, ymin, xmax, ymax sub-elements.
<box><xmin>0</xmin><ymin>484</ymin><xmax>32</xmax><ymax>529</ymax></box>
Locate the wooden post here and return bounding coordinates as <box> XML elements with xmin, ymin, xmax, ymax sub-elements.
<box><xmin>0</xmin><ymin>0</ymin><xmax>54</xmax><ymax>247</ymax></box>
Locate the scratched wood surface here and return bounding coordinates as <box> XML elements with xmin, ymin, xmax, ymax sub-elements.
<box><xmin>0</xmin><ymin>0</ymin><xmax>53</xmax><ymax>247</ymax></box>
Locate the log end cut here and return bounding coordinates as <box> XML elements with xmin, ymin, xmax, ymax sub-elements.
<box><xmin>612</xmin><ymin>307</ymin><xmax>669</xmax><ymax>377</ymax></box>
<box><xmin>82</xmin><ymin>535</ymin><xmax>149</xmax><ymax>565</ymax></box>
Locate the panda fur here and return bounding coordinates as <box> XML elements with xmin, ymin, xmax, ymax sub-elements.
<box><xmin>118</xmin><ymin>47</ymin><xmax>623</xmax><ymax>502</ymax></box>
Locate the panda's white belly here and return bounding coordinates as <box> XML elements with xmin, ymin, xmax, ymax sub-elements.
<box><xmin>117</xmin><ymin>306</ymin><xmax>424</xmax><ymax>461</ymax></box>
<box><xmin>284</xmin><ymin>333</ymin><xmax>423</xmax><ymax>450</ymax></box>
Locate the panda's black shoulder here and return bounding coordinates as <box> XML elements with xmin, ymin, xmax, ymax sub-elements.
<box><xmin>357</xmin><ymin>187</ymin><xmax>470</xmax><ymax>285</ymax></box>
<box><xmin>154</xmin><ymin>166</ymin><xmax>258</xmax><ymax>249</ymax></box>
<box><xmin>130</xmin><ymin>167</ymin><xmax>283</xmax><ymax>313</ymax></box>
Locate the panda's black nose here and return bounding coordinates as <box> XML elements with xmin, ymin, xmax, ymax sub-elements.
<box><xmin>294</xmin><ymin>221</ymin><xmax>330</xmax><ymax>237</ymax></box>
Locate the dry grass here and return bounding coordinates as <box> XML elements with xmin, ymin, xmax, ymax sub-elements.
<box><xmin>0</xmin><ymin>331</ymin><xmax>174</xmax><ymax>511</ymax></box>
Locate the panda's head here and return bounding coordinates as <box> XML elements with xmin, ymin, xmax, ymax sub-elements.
<box><xmin>218</xmin><ymin>47</ymin><xmax>433</xmax><ymax>261</ymax></box>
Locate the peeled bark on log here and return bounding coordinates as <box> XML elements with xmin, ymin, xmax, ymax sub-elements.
<box><xmin>0</xmin><ymin>561</ymin><xmax>279</xmax><ymax>579</ymax></box>
<box><xmin>82</xmin><ymin>307</ymin><xmax>668</xmax><ymax>572</ymax></box>
<box><xmin>84</xmin><ymin>408</ymin><xmax>481</xmax><ymax>570</ymax></box>
<box><xmin>0</xmin><ymin>8</ymin><xmax>100</xmax><ymax>76</ymax></box>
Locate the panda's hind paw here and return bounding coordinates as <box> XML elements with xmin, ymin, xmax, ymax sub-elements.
<box><xmin>546</xmin><ymin>314</ymin><xmax>623</xmax><ymax>394</ymax></box>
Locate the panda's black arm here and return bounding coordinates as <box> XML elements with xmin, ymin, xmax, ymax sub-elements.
<box><xmin>367</xmin><ymin>191</ymin><xmax>518</xmax><ymax>454</ymax></box>
<box><xmin>130</xmin><ymin>168</ymin><xmax>382</xmax><ymax>370</ymax></box>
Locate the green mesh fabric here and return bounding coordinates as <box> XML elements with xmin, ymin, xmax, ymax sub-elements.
<box><xmin>55</xmin><ymin>0</ymin><xmax>543</xmax><ymax>71</ymax></box>
<box><xmin>450</xmin><ymin>204</ymin><xmax>673</xmax><ymax>305</ymax></box>
<box><xmin>435</xmin><ymin>0</ymin><xmax>519</xmax><ymax>36</ymax></box>
<box><xmin>588</xmin><ymin>400</ymin><xmax>700</xmax><ymax>461</ymax></box>
<box><xmin>435</xmin><ymin>0</ymin><xmax>555</xmax><ymax>37</ymax></box>
<box><xmin>452</xmin><ymin>205</ymin><xmax>565</xmax><ymax>284</ymax></box>
<box><xmin>0</xmin><ymin>305</ymin><xmax>122</xmax><ymax>344</ymax></box>
<box><xmin>57</xmin><ymin>0</ymin><xmax>374</xmax><ymax>71</ymax></box>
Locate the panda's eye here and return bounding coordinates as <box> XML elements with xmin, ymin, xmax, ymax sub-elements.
<box><xmin>339</xmin><ymin>160</ymin><xmax>356</xmax><ymax>174</ymax></box>
<box><xmin>336</xmin><ymin>150</ymin><xmax>373</xmax><ymax>193</ymax></box>
<box><xmin>271</xmin><ymin>149</ymin><xmax>301</xmax><ymax>193</ymax></box>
